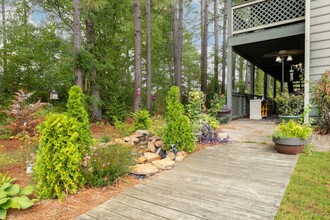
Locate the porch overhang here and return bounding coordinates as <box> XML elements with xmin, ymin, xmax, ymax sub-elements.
<box><xmin>228</xmin><ymin>23</ymin><xmax>305</xmax><ymax>82</ymax></box>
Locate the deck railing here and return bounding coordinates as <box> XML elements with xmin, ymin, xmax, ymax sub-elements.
<box><xmin>232</xmin><ymin>0</ymin><xmax>305</xmax><ymax>35</ymax></box>
<box><xmin>232</xmin><ymin>92</ymin><xmax>275</xmax><ymax>119</ymax></box>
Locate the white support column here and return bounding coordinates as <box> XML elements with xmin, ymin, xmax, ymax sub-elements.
<box><xmin>227</xmin><ymin>0</ymin><xmax>233</xmax><ymax>120</ymax></box>
<box><xmin>304</xmin><ymin>0</ymin><xmax>310</xmax><ymax>124</ymax></box>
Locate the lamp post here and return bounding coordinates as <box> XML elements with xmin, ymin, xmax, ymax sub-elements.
<box><xmin>276</xmin><ymin>54</ymin><xmax>292</xmax><ymax>93</ymax></box>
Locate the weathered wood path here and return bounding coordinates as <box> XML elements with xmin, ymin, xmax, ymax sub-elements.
<box><xmin>78</xmin><ymin>120</ymin><xmax>298</xmax><ymax>220</ymax></box>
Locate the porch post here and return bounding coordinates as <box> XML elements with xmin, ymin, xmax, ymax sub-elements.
<box><xmin>264</xmin><ymin>73</ymin><xmax>268</xmax><ymax>99</ymax></box>
<box><xmin>226</xmin><ymin>0</ymin><xmax>233</xmax><ymax>119</ymax></box>
<box><xmin>304</xmin><ymin>0</ymin><xmax>310</xmax><ymax>124</ymax></box>
<box><xmin>251</xmin><ymin>64</ymin><xmax>255</xmax><ymax>95</ymax></box>
<box><xmin>273</xmin><ymin>78</ymin><xmax>277</xmax><ymax>98</ymax></box>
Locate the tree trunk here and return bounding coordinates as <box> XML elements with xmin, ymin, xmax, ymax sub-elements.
<box><xmin>172</xmin><ymin>1</ymin><xmax>183</xmax><ymax>99</ymax></box>
<box><xmin>73</xmin><ymin>0</ymin><xmax>83</xmax><ymax>88</ymax></box>
<box><xmin>133</xmin><ymin>0</ymin><xmax>142</xmax><ymax>112</ymax></box>
<box><xmin>221</xmin><ymin>0</ymin><xmax>227</xmax><ymax>95</ymax></box>
<box><xmin>238</xmin><ymin>56</ymin><xmax>244</xmax><ymax>93</ymax></box>
<box><xmin>177</xmin><ymin>0</ymin><xmax>183</xmax><ymax>97</ymax></box>
<box><xmin>214</xmin><ymin>0</ymin><xmax>219</xmax><ymax>94</ymax></box>
<box><xmin>201</xmin><ymin>0</ymin><xmax>208</xmax><ymax>94</ymax></box>
<box><xmin>86</xmin><ymin>16</ymin><xmax>102</xmax><ymax>121</ymax></box>
<box><xmin>172</xmin><ymin>3</ymin><xmax>178</xmax><ymax>86</ymax></box>
<box><xmin>1</xmin><ymin>0</ymin><xmax>6</xmax><ymax>76</ymax></box>
<box><xmin>232</xmin><ymin>52</ymin><xmax>236</xmax><ymax>90</ymax></box>
<box><xmin>146</xmin><ymin>0</ymin><xmax>152</xmax><ymax>110</ymax></box>
<box><xmin>245</xmin><ymin>61</ymin><xmax>251</xmax><ymax>93</ymax></box>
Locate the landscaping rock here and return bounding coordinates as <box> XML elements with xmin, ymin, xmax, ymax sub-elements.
<box><xmin>144</xmin><ymin>152</ymin><xmax>161</xmax><ymax>162</ymax></box>
<box><xmin>154</xmin><ymin>140</ymin><xmax>164</xmax><ymax>148</ymax></box>
<box><xmin>175</xmin><ymin>155</ymin><xmax>186</xmax><ymax>162</ymax></box>
<box><xmin>131</xmin><ymin>137</ymin><xmax>140</xmax><ymax>143</ymax></box>
<box><xmin>135</xmin><ymin>130</ymin><xmax>150</xmax><ymax>137</ymax></box>
<box><xmin>166</xmin><ymin>152</ymin><xmax>176</xmax><ymax>160</ymax></box>
<box><xmin>123</xmin><ymin>137</ymin><xmax>131</xmax><ymax>142</ymax></box>
<box><xmin>177</xmin><ymin>151</ymin><xmax>188</xmax><ymax>157</ymax></box>
<box><xmin>139</xmin><ymin>140</ymin><xmax>148</xmax><ymax>145</ymax></box>
<box><xmin>148</xmin><ymin>136</ymin><xmax>162</xmax><ymax>143</ymax></box>
<box><xmin>152</xmin><ymin>159</ymin><xmax>175</xmax><ymax>170</ymax></box>
<box><xmin>131</xmin><ymin>163</ymin><xmax>158</xmax><ymax>176</ymax></box>
<box><xmin>147</xmin><ymin>142</ymin><xmax>156</xmax><ymax>153</ymax></box>
<box><xmin>136</xmin><ymin>156</ymin><xmax>146</xmax><ymax>164</ymax></box>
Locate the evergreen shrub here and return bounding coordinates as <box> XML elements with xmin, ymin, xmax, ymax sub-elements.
<box><xmin>164</xmin><ymin>86</ymin><xmax>195</xmax><ymax>152</ymax></box>
<box><xmin>66</xmin><ymin>86</ymin><xmax>93</xmax><ymax>150</ymax></box>
<box><xmin>132</xmin><ymin>109</ymin><xmax>152</xmax><ymax>130</ymax></box>
<box><xmin>33</xmin><ymin>113</ymin><xmax>85</xmax><ymax>200</ymax></box>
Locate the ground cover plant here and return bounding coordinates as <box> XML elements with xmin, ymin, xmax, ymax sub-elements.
<box><xmin>276</xmin><ymin>152</ymin><xmax>330</xmax><ymax>219</ymax></box>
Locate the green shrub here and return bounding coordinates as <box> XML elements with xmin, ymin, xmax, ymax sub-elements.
<box><xmin>81</xmin><ymin>145</ymin><xmax>133</xmax><ymax>187</ymax></box>
<box><xmin>164</xmin><ymin>86</ymin><xmax>195</xmax><ymax>153</ymax></box>
<box><xmin>132</xmin><ymin>109</ymin><xmax>152</xmax><ymax>130</ymax></box>
<box><xmin>33</xmin><ymin>113</ymin><xmax>85</xmax><ymax>200</ymax></box>
<box><xmin>208</xmin><ymin>93</ymin><xmax>225</xmax><ymax>117</ymax></box>
<box><xmin>0</xmin><ymin>173</ymin><xmax>35</xmax><ymax>220</ymax></box>
<box><xmin>275</xmin><ymin>93</ymin><xmax>304</xmax><ymax>116</ymax></box>
<box><xmin>273</xmin><ymin>120</ymin><xmax>313</xmax><ymax>140</ymax></box>
<box><xmin>66</xmin><ymin>86</ymin><xmax>93</xmax><ymax>150</ymax></box>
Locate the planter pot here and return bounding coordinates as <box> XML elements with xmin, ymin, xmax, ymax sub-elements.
<box><xmin>279</xmin><ymin>115</ymin><xmax>300</xmax><ymax>122</ymax></box>
<box><xmin>272</xmin><ymin>137</ymin><xmax>305</xmax><ymax>155</ymax></box>
<box><xmin>217</xmin><ymin>110</ymin><xmax>232</xmax><ymax>124</ymax></box>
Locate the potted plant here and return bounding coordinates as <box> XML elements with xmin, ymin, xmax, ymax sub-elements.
<box><xmin>275</xmin><ymin>93</ymin><xmax>304</xmax><ymax>122</ymax></box>
<box><xmin>272</xmin><ymin>120</ymin><xmax>313</xmax><ymax>155</ymax></box>
<box><xmin>208</xmin><ymin>93</ymin><xmax>232</xmax><ymax>124</ymax></box>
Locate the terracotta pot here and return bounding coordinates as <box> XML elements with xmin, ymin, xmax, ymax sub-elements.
<box><xmin>272</xmin><ymin>138</ymin><xmax>305</xmax><ymax>155</ymax></box>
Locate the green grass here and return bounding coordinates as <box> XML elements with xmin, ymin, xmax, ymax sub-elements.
<box><xmin>276</xmin><ymin>152</ymin><xmax>330</xmax><ymax>219</ymax></box>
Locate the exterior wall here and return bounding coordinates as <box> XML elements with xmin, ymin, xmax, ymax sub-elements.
<box><xmin>310</xmin><ymin>0</ymin><xmax>330</xmax><ymax>81</ymax></box>
<box><xmin>309</xmin><ymin>0</ymin><xmax>330</xmax><ymax>121</ymax></box>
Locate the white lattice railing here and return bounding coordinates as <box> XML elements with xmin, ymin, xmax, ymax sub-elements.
<box><xmin>232</xmin><ymin>0</ymin><xmax>305</xmax><ymax>35</ymax></box>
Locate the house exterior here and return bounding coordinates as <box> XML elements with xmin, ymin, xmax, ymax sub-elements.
<box><xmin>226</xmin><ymin>0</ymin><xmax>330</xmax><ymax>122</ymax></box>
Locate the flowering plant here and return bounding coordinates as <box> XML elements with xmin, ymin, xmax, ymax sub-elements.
<box><xmin>81</xmin><ymin>144</ymin><xmax>134</xmax><ymax>187</ymax></box>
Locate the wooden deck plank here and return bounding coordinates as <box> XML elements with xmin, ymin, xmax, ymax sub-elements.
<box><xmin>109</xmin><ymin>194</ymin><xmax>203</xmax><ymax>220</ymax></box>
<box><xmin>77</xmin><ymin>138</ymin><xmax>297</xmax><ymax>220</ymax></box>
<box><xmin>86</xmin><ymin>205</ymin><xmax>132</xmax><ymax>220</ymax></box>
<box><xmin>132</xmin><ymin>183</ymin><xmax>275</xmax><ymax>218</ymax></box>
<box><xmin>99</xmin><ymin>199</ymin><xmax>166</xmax><ymax>220</ymax></box>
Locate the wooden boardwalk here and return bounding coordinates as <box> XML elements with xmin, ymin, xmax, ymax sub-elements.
<box><xmin>77</xmin><ymin>141</ymin><xmax>297</xmax><ymax>220</ymax></box>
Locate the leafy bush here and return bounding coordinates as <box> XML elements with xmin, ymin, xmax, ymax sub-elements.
<box><xmin>66</xmin><ymin>86</ymin><xmax>93</xmax><ymax>150</ymax></box>
<box><xmin>3</xmin><ymin>90</ymin><xmax>46</xmax><ymax>136</ymax></box>
<box><xmin>81</xmin><ymin>145</ymin><xmax>133</xmax><ymax>187</ymax></box>
<box><xmin>150</xmin><ymin>115</ymin><xmax>166</xmax><ymax>137</ymax></box>
<box><xmin>0</xmin><ymin>173</ymin><xmax>35</xmax><ymax>220</ymax></box>
<box><xmin>33</xmin><ymin>113</ymin><xmax>85</xmax><ymax>200</ymax></box>
<box><xmin>208</xmin><ymin>93</ymin><xmax>225</xmax><ymax>117</ymax></box>
<box><xmin>275</xmin><ymin>93</ymin><xmax>304</xmax><ymax>116</ymax></box>
<box><xmin>273</xmin><ymin>120</ymin><xmax>313</xmax><ymax>140</ymax></box>
<box><xmin>132</xmin><ymin>109</ymin><xmax>151</xmax><ymax>130</ymax></box>
<box><xmin>164</xmin><ymin>86</ymin><xmax>195</xmax><ymax>153</ymax></box>
<box><xmin>186</xmin><ymin>91</ymin><xmax>219</xmax><ymax>138</ymax></box>
<box><xmin>312</xmin><ymin>70</ymin><xmax>330</xmax><ymax>134</ymax></box>
<box><xmin>186</xmin><ymin>91</ymin><xmax>205</xmax><ymax>121</ymax></box>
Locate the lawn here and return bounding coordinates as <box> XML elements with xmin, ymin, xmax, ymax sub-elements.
<box><xmin>276</xmin><ymin>152</ymin><xmax>330</xmax><ymax>219</ymax></box>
